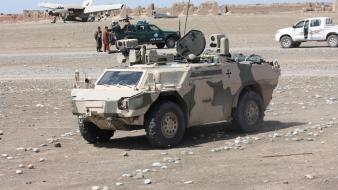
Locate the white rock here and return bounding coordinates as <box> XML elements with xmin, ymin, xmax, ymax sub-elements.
<box><xmin>39</xmin><ymin>158</ymin><xmax>45</xmax><ymax>162</ymax></box>
<box><xmin>223</xmin><ymin>146</ymin><xmax>230</xmax><ymax>150</ymax></box>
<box><xmin>135</xmin><ymin>169</ymin><xmax>142</xmax><ymax>173</ymax></box>
<box><xmin>174</xmin><ymin>160</ymin><xmax>180</xmax><ymax>164</ymax></box>
<box><xmin>161</xmin><ymin>166</ymin><xmax>168</xmax><ymax>170</ymax></box>
<box><xmin>18</xmin><ymin>164</ymin><xmax>25</xmax><ymax>168</ymax></box>
<box><xmin>27</xmin><ymin>164</ymin><xmax>34</xmax><ymax>169</ymax></box>
<box><xmin>160</xmin><ymin>152</ymin><xmax>168</xmax><ymax>155</ymax></box>
<box><xmin>184</xmin><ymin>181</ymin><xmax>193</xmax><ymax>184</ymax></box>
<box><xmin>133</xmin><ymin>173</ymin><xmax>144</xmax><ymax>179</ymax></box>
<box><xmin>32</xmin><ymin>148</ymin><xmax>40</xmax><ymax>153</ymax></box>
<box><xmin>1</xmin><ymin>154</ymin><xmax>8</xmax><ymax>158</ymax></box>
<box><xmin>163</xmin><ymin>157</ymin><xmax>174</xmax><ymax>163</ymax></box>
<box><xmin>122</xmin><ymin>173</ymin><xmax>132</xmax><ymax>177</ymax></box>
<box><xmin>101</xmin><ymin>186</ymin><xmax>109</xmax><ymax>190</ymax></box>
<box><xmin>35</xmin><ymin>104</ymin><xmax>44</xmax><ymax>108</ymax></box>
<box><xmin>91</xmin><ymin>186</ymin><xmax>100</xmax><ymax>190</ymax></box>
<box><xmin>142</xmin><ymin>169</ymin><xmax>150</xmax><ymax>173</ymax></box>
<box><xmin>0</xmin><ymin>130</ymin><xmax>3</xmax><ymax>135</ymax></box>
<box><xmin>16</xmin><ymin>147</ymin><xmax>26</xmax><ymax>151</ymax></box>
<box><xmin>144</xmin><ymin>179</ymin><xmax>152</xmax><ymax>185</ymax></box>
<box><xmin>115</xmin><ymin>182</ymin><xmax>124</xmax><ymax>186</ymax></box>
<box><xmin>40</xmin><ymin>144</ymin><xmax>47</xmax><ymax>147</ymax></box>
<box><xmin>7</xmin><ymin>156</ymin><xmax>14</xmax><ymax>160</ymax></box>
<box><xmin>305</xmin><ymin>174</ymin><xmax>315</xmax><ymax>179</ymax></box>
<box><xmin>122</xmin><ymin>152</ymin><xmax>128</xmax><ymax>157</ymax></box>
<box><xmin>16</xmin><ymin>170</ymin><xmax>23</xmax><ymax>174</ymax></box>
<box><xmin>152</xmin><ymin>162</ymin><xmax>161</xmax><ymax>167</ymax></box>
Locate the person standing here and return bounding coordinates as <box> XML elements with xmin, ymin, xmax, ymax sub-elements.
<box><xmin>94</xmin><ymin>26</ymin><xmax>102</xmax><ymax>52</ymax></box>
<box><xmin>103</xmin><ymin>26</ymin><xmax>110</xmax><ymax>52</ymax></box>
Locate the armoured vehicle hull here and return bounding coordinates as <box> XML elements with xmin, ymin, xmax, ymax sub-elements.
<box><xmin>71</xmin><ymin>30</ymin><xmax>280</xmax><ymax>148</ymax></box>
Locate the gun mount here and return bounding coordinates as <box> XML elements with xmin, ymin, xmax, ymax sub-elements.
<box><xmin>116</xmin><ymin>30</ymin><xmax>234</xmax><ymax>66</ymax></box>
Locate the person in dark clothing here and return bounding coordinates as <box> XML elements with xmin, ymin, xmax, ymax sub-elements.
<box><xmin>103</xmin><ymin>26</ymin><xmax>110</xmax><ymax>52</ymax></box>
<box><xmin>304</xmin><ymin>20</ymin><xmax>309</xmax><ymax>40</ymax></box>
<box><xmin>94</xmin><ymin>27</ymin><xmax>102</xmax><ymax>52</ymax></box>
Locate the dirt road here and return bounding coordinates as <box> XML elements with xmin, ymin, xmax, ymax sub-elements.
<box><xmin>0</xmin><ymin>13</ymin><xmax>338</xmax><ymax>190</ymax></box>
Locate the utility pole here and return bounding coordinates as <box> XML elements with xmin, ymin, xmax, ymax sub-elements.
<box><xmin>184</xmin><ymin>0</ymin><xmax>191</xmax><ymax>35</ymax></box>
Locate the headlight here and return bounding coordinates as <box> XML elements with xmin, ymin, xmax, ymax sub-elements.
<box><xmin>118</xmin><ymin>98</ymin><xmax>129</xmax><ymax>110</ymax></box>
<box><xmin>129</xmin><ymin>95</ymin><xmax>144</xmax><ymax>109</ymax></box>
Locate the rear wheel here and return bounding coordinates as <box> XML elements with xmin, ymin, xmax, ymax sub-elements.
<box><xmin>232</xmin><ymin>91</ymin><xmax>264</xmax><ymax>132</ymax></box>
<box><xmin>156</xmin><ymin>43</ymin><xmax>165</xmax><ymax>49</ymax></box>
<box><xmin>165</xmin><ymin>37</ymin><xmax>176</xmax><ymax>48</ymax></box>
<box><xmin>327</xmin><ymin>35</ymin><xmax>338</xmax><ymax>47</ymax></box>
<box><xmin>79</xmin><ymin>122</ymin><xmax>114</xmax><ymax>144</ymax></box>
<box><xmin>280</xmin><ymin>36</ymin><xmax>293</xmax><ymax>48</ymax></box>
<box><xmin>145</xmin><ymin>101</ymin><xmax>186</xmax><ymax>148</ymax></box>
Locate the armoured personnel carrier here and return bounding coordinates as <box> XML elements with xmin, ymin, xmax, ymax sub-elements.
<box><xmin>71</xmin><ymin>30</ymin><xmax>280</xmax><ymax>148</ymax></box>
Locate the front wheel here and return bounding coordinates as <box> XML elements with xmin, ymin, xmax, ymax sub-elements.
<box><xmin>280</xmin><ymin>36</ymin><xmax>293</xmax><ymax>48</ymax></box>
<box><xmin>145</xmin><ymin>101</ymin><xmax>186</xmax><ymax>148</ymax></box>
<box><xmin>327</xmin><ymin>35</ymin><xmax>338</xmax><ymax>47</ymax></box>
<box><xmin>165</xmin><ymin>37</ymin><xmax>176</xmax><ymax>48</ymax></box>
<box><xmin>232</xmin><ymin>91</ymin><xmax>264</xmax><ymax>132</ymax></box>
<box><xmin>79</xmin><ymin>122</ymin><xmax>114</xmax><ymax>144</ymax></box>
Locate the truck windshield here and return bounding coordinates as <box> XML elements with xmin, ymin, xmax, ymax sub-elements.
<box><xmin>97</xmin><ymin>71</ymin><xmax>143</xmax><ymax>86</ymax></box>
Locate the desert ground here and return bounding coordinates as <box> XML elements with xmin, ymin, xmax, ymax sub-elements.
<box><xmin>0</xmin><ymin>12</ymin><xmax>338</xmax><ymax>190</ymax></box>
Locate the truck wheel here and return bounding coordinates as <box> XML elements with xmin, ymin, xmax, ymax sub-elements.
<box><xmin>79</xmin><ymin>122</ymin><xmax>114</xmax><ymax>144</ymax></box>
<box><xmin>280</xmin><ymin>36</ymin><xmax>293</xmax><ymax>48</ymax></box>
<box><xmin>327</xmin><ymin>35</ymin><xmax>338</xmax><ymax>47</ymax></box>
<box><xmin>156</xmin><ymin>43</ymin><xmax>165</xmax><ymax>49</ymax></box>
<box><xmin>165</xmin><ymin>37</ymin><xmax>176</xmax><ymax>48</ymax></box>
<box><xmin>145</xmin><ymin>101</ymin><xmax>186</xmax><ymax>148</ymax></box>
<box><xmin>232</xmin><ymin>91</ymin><xmax>264</xmax><ymax>132</ymax></box>
<box><xmin>292</xmin><ymin>42</ymin><xmax>301</xmax><ymax>48</ymax></box>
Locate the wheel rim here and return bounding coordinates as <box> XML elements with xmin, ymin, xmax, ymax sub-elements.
<box><xmin>244</xmin><ymin>100</ymin><xmax>260</xmax><ymax>126</ymax></box>
<box><xmin>329</xmin><ymin>37</ymin><xmax>337</xmax><ymax>46</ymax></box>
<box><xmin>161</xmin><ymin>112</ymin><xmax>178</xmax><ymax>138</ymax></box>
<box><xmin>282</xmin><ymin>38</ymin><xmax>291</xmax><ymax>47</ymax></box>
<box><xmin>167</xmin><ymin>39</ymin><xmax>175</xmax><ymax>47</ymax></box>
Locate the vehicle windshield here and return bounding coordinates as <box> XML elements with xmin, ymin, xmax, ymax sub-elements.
<box><xmin>294</xmin><ymin>20</ymin><xmax>305</xmax><ymax>28</ymax></box>
<box><xmin>97</xmin><ymin>71</ymin><xmax>143</xmax><ymax>86</ymax></box>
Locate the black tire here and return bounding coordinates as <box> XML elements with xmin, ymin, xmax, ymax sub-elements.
<box><xmin>327</xmin><ymin>35</ymin><xmax>338</xmax><ymax>47</ymax></box>
<box><xmin>292</xmin><ymin>42</ymin><xmax>301</xmax><ymax>48</ymax></box>
<box><xmin>232</xmin><ymin>91</ymin><xmax>264</xmax><ymax>132</ymax></box>
<box><xmin>280</xmin><ymin>36</ymin><xmax>293</xmax><ymax>48</ymax></box>
<box><xmin>165</xmin><ymin>37</ymin><xmax>176</xmax><ymax>48</ymax></box>
<box><xmin>79</xmin><ymin>122</ymin><xmax>114</xmax><ymax>144</ymax></box>
<box><xmin>145</xmin><ymin>101</ymin><xmax>186</xmax><ymax>148</ymax></box>
<box><xmin>156</xmin><ymin>43</ymin><xmax>165</xmax><ymax>49</ymax></box>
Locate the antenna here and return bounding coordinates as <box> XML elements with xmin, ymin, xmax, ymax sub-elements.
<box><xmin>183</xmin><ymin>0</ymin><xmax>191</xmax><ymax>35</ymax></box>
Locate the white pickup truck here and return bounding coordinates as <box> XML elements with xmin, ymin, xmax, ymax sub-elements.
<box><xmin>275</xmin><ymin>17</ymin><xmax>338</xmax><ymax>48</ymax></box>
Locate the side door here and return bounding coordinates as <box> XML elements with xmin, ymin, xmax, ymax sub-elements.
<box><xmin>148</xmin><ymin>25</ymin><xmax>164</xmax><ymax>44</ymax></box>
<box><xmin>309</xmin><ymin>19</ymin><xmax>324</xmax><ymax>40</ymax></box>
<box><xmin>135</xmin><ymin>25</ymin><xmax>147</xmax><ymax>43</ymax></box>
<box><xmin>188</xmin><ymin>64</ymin><xmax>233</xmax><ymax>126</ymax></box>
<box><xmin>293</xmin><ymin>20</ymin><xmax>307</xmax><ymax>41</ymax></box>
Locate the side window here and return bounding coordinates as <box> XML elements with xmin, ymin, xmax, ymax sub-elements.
<box><xmin>138</xmin><ymin>25</ymin><xmax>145</xmax><ymax>31</ymax></box>
<box><xmin>295</xmin><ymin>21</ymin><xmax>305</xmax><ymax>28</ymax></box>
<box><xmin>326</xmin><ymin>18</ymin><xmax>333</xmax><ymax>25</ymax></box>
<box><xmin>149</xmin><ymin>25</ymin><xmax>160</xmax><ymax>31</ymax></box>
<box><xmin>310</xmin><ymin>19</ymin><xmax>321</xmax><ymax>27</ymax></box>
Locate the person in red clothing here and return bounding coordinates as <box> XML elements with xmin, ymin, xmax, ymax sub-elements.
<box><xmin>102</xmin><ymin>26</ymin><xmax>110</xmax><ymax>52</ymax></box>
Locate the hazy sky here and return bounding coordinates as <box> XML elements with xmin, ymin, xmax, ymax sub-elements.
<box><xmin>0</xmin><ymin>0</ymin><xmax>331</xmax><ymax>13</ymax></box>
